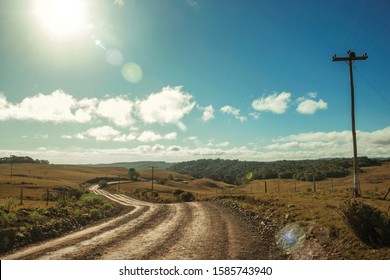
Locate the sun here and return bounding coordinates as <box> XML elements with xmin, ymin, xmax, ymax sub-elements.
<box><xmin>33</xmin><ymin>0</ymin><xmax>88</xmax><ymax>40</ymax></box>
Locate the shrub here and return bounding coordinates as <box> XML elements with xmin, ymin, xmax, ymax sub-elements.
<box><xmin>172</xmin><ymin>189</ymin><xmax>185</xmax><ymax>196</ymax></box>
<box><xmin>179</xmin><ymin>191</ymin><xmax>195</xmax><ymax>202</ymax></box>
<box><xmin>79</xmin><ymin>194</ymin><xmax>104</xmax><ymax>207</ymax></box>
<box><xmin>0</xmin><ymin>211</ymin><xmax>18</xmax><ymax>227</ymax></box>
<box><xmin>89</xmin><ymin>208</ymin><xmax>101</xmax><ymax>220</ymax></box>
<box><xmin>29</xmin><ymin>211</ymin><xmax>45</xmax><ymax>224</ymax></box>
<box><xmin>340</xmin><ymin>199</ymin><xmax>390</xmax><ymax>247</ymax></box>
<box><xmin>4</xmin><ymin>197</ymin><xmax>18</xmax><ymax>212</ymax></box>
<box><xmin>98</xmin><ymin>180</ymin><xmax>109</xmax><ymax>188</ymax></box>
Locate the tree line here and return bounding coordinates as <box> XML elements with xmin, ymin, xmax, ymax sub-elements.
<box><xmin>0</xmin><ymin>155</ymin><xmax>49</xmax><ymax>165</ymax></box>
<box><xmin>168</xmin><ymin>157</ymin><xmax>381</xmax><ymax>185</ymax></box>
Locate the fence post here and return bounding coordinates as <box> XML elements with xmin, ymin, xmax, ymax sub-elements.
<box><xmin>313</xmin><ymin>176</ymin><xmax>317</xmax><ymax>193</ymax></box>
<box><xmin>20</xmin><ymin>186</ymin><xmax>24</xmax><ymax>205</ymax></box>
<box><xmin>295</xmin><ymin>178</ymin><xmax>297</xmax><ymax>192</ymax></box>
<box><xmin>331</xmin><ymin>178</ymin><xmax>334</xmax><ymax>192</ymax></box>
<box><xmin>264</xmin><ymin>181</ymin><xmax>267</xmax><ymax>193</ymax></box>
<box><xmin>277</xmin><ymin>179</ymin><xmax>280</xmax><ymax>193</ymax></box>
<box><xmin>46</xmin><ymin>188</ymin><xmax>49</xmax><ymax>207</ymax></box>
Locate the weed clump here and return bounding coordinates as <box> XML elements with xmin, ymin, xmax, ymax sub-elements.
<box><xmin>340</xmin><ymin>199</ymin><xmax>390</xmax><ymax>247</ymax></box>
<box><xmin>179</xmin><ymin>191</ymin><xmax>195</xmax><ymax>202</ymax></box>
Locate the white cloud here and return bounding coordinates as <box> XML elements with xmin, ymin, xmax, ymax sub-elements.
<box><xmin>2</xmin><ymin>126</ymin><xmax>389</xmax><ymax>164</ymax></box>
<box><xmin>136</xmin><ymin>86</ymin><xmax>195</xmax><ymax>125</ymax></box>
<box><xmin>164</xmin><ymin>132</ymin><xmax>177</xmax><ymax>140</ymax></box>
<box><xmin>96</xmin><ymin>97</ymin><xmax>134</xmax><ymax>127</ymax></box>
<box><xmin>0</xmin><ymin>87</ymin><xmax>195</xmax><ymax>128</ymax></box>
<box><xmin>61</xmin><ymin>135</ymin><xmax>72</xmax><ymax>139</ymax></box>
<box><xmin>216</xmin><ymin>141</ymin><xmax>230</xmax><ymax>147</ymax></box>
<box><xmin>201</xmin><ymin>105</ymin><xmax>215</xmax><ymax>121</ymax></box>
<box><xmin>296</xmin><ymin>99</ymin><xmax>327</xmax><ymax>114</ymax></box>
<box><xmin>187</xmin><ymin>136</ymin><xmax>197</xmax><ymax>141</ymax></box>
<box><xmin>220</xmin><ymin>105</ymin><xmax>240</xmax><ymax>116</ymax></box>
<box><xmin>249</xmin><ymin>112</ymin><xmax>260</xmax><ymax>119</ymax></box>
<box><xmin>252</xmin><ymin>92</ymin><xmax>291</xmax><ymax>114</ymax></box>
<box><xmin>113</xmin><ymin>133</ymin><xmax>137</xmax><ymax>142</ymax></box>
<box><xmin>137</xmin><ymin>130</ymin><xmax>177</xmax><ymax>142</ymax></box>
<box><xmin>220</xmin><ymin>105</ymin><xmax>247</xmax><ymax>122</ymax></box>
<box><xmin>0</xmin><ymin>90</ymin><xmax>93</xmax><ymax>123</ymax></box>
<box><xmin>268</xmin><ymin>127</ymin><xmax>390</xmax><ymax>158</ymax></box>
<box><xmin>80</xmin><ymin>126</ymin><xmax>122</xmax><ymax>141</ymax></box>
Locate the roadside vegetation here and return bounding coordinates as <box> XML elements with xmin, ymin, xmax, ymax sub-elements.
<box><xmin>0</xmin><ymin>193</ymin><xmax>118</xmax><ymax>253</ymax></box>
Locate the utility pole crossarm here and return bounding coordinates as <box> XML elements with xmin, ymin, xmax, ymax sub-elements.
<box><xmin>332</xmin><ymin>51</ymin><xmax>368</xmax><ymax>62</ymax></box>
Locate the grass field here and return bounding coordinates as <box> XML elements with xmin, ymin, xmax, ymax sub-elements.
<box><xmin>1</xmin><ymin>161</ymin><xmax>390</xmax><ymax>259</ymax></box>
<box><xmin>0</xmin><ymin>163</ymin><xmax>128</xmax><ymax>209</ymax></box>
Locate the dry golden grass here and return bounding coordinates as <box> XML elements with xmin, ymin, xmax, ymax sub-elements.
<box><xmin>1</xmin><ymin>162</ymin><xmax>390</xmax><ymax>258</ymax></box>
<box><xmin>0</xmin><ymin>163</ymin><xmax>127</xmax><ymax>209</ymax></box>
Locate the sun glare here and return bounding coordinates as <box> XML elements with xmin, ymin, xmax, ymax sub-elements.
<box><xmin>33</xmin><ymin>0</ymin><xmax>87</xmax><ymax>40</ymax></box>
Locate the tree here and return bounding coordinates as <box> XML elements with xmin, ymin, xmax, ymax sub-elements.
<box><xmin>128</xmin><ymin>168</ymin><xmax>140</xmax><ymax>180</ymax></box>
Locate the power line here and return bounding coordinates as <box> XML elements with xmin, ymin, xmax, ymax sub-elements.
<box><xmin>353</xmin><ymin>66</ymin><xmax>390</xmax><ymax>107</ymax></box>
<box><xmin>339</xmin><ymin>0</ymin><xmax>368</xmax><ymax>49</ymax></box>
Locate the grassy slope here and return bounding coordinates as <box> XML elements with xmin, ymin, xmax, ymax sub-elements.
<box><xmin>1</xmin><ymin>162</ymin><xmax>390</xmax><ymax>259</ymax></box>
<box><xmin>0</xmin><ymin>163</ymin><xmax>127</xmax><ymax>208</ymax></box>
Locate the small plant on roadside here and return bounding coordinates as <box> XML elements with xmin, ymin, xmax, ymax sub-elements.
<box><xmin>172</xmin><ymin>188</ymin><xmax>185</xmax><ymax>197</ymax></box>
<box><xmin>150</xmin><ymin>190</ymin><xmax>159</xmax><ymax>198</ymax></box>
<box><xmin>4</xmin><ymin>197</ymin><xmax>18</xmax><ymax>212</ymax></box>
<box><xmin>98</xmin><ymin>180</ymin><xmax>108</xmax><ymax>188</ymax></box>
<box><xmin>179</xmin><ymin>191</ymin><xmax>195</xmax><ymax>202</ymax></box>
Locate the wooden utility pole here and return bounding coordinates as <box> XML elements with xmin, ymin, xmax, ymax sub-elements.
<box><xmin>332</xmin><ymin>50</ymin><xmax>368</xmax><ymax>197</ymax></box>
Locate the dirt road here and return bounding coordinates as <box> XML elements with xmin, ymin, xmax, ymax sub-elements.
<box><xmin>2</xmin><ymin>184</ymin><xmax>273</xmax><ymax>260</ymax></box>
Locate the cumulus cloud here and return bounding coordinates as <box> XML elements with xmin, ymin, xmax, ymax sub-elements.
<box><xmin>220</xmin><ymin>105</ymin><xmax>247</xmax><ymax>122</ymax></box>
<box><xmin>136</xmin><ymin>86</ymin><xmax>195</xmax><ymax>125</ymax></box>
<box><xmin>77</xmin><ymin>126</ymin><xmax>122</xmax><ymax>141</ymax></box>
<box><xmin>296</xmin><ymin>98</ymin><xmax>327</xmax><ymax>114</ymax></box>
<box><xmin>201</xmin><ymin>105</ymin><xmax>215</xmax><ymax>121</ymax></box>
<box><xmin>267</xmin><ymin>127</ymin><xmax>390</xmax><ymax>158</ymax></box>
<box><xmin>0</xmin><ymin>90</ymin><xmax>93</xmax><ymax>123</ymax></box>
<box><xmin>220</xmin><ymin>105</ymin><xmax>240</xmax><ymax>116</ymax></box>
<box><xmin>0</xmin><ymin>86</ymin><xmax>197</xmax><ymax>128</ymax></box>
<box><xmin>137</xmin><ymin>130</ymin><xmax>177</xmax><ymax>142</ymax></box>
<box><xmin>3</xmin><ymin>126</ymin><xmax>390</xmax><ymax>163</ymax></box>
<box><xmin>96</xmin><ymin>97</ymin><xmax>134</xmax><ymax>127</ymax></box>
<box><xmin>252</xmin><ymin>92</ymin><xmax>291</xmax><ymax>114</ymax></box>
<box><xmin>66</xmin><ymin>127</ymin><xmax>177</xmax><ymax>143</ymax></box>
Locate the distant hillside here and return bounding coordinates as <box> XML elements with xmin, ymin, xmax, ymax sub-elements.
<box><xmin>86</xmin><ymin>161</ymin><xmax>174</xmax><ymax>170</ymax></box>
<box><xmin>168</xmin><ymin>157</ymin><xmax>381</xmax><ymax>185</ymax></box>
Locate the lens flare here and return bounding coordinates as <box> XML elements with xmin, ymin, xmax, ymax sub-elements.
<box><xmin>105</xmin><ymin>49</ymin><xmax>123</xmax><ymax>66</ymax></box>
<box><xmin>245</xmin><ymin>172</ymin><xmax>253</xmax><ymax>180</ymax></box>
<box><xmin>276</xmin><ymin>223</ymin><xmax>305</xmax><ymax>254</ymax></box>
<box><xmin>121</xmin><ymin>62</ymin><xmax>143</xmax><ymax>83</ymax></box>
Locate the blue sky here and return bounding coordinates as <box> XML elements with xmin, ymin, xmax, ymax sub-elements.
<box><xmin>0</xmin><ymin>0</ymin><xmax>389</xmax><ymax>163</ymax></box>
